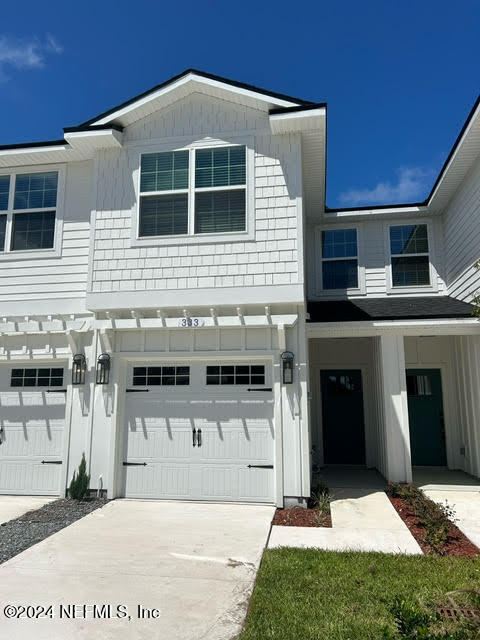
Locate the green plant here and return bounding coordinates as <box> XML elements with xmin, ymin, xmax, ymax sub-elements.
<box><xmin>69</xmin><ymin>453</ymin><xmax>90</xmax><ymax>500</ymax></box>
<box><xmin>309</xmin><ymin>483</ymin><xmax>331</xmax><ymax>515</ymax></box>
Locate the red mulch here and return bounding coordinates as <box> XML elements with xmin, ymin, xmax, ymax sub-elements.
<box><xmin>388</xmin><ymin>496</ymin><xmax>480</xmax><ymax>557</ymax></box>
<box><xmin>272</xmin><ymin>507</ymin><xmax>332</xmax><ymax>528</ymax></box>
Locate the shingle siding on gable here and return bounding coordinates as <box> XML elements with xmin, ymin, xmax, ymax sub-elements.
<box><xmin>89</xmin><ymin>96</ymin><xmax>302</xmax><ymax>295</ymax></box>
<box><xmin>444</xmin><ymin>155</ymin><xmax>480</xmax><ymax>302</ymax></box>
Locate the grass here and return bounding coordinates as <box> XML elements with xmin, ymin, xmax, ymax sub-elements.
<box><xmin>239</xmin><ymin>549</ymin><xmax>480</xmax><ymax>639</ymax></box>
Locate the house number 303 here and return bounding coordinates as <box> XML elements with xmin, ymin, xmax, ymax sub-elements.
<box><xmin>177</xmin><ymin>318</ymin><xmax>205</xmax><ymax>328</ymax></box>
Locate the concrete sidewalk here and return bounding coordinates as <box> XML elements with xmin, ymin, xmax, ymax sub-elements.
<box><xmin>0</xmin><ymin>500</ymin><xmax>274</xmax><ymax>640</ymax></box>
<box><xmin>269</xmin><ymin>488</ymin><xmax>422</xmax><ymax>554</ymax></box>
<box><xmin>0</xmin><ymin>496</ymin><xmax>55</xmax><ymax>525</ymax></box>
<box><xmin>424</xmin><ymin>489</ymin><xmax>480</xmax><ymax>549</ymax></box>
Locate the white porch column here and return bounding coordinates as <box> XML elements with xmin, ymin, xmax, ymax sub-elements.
<box><xmin>378</xmin><ymin>334</ymin><xmax>412</xmax><ymax>483</ymax></box>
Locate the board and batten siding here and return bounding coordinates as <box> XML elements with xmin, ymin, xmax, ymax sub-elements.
<box><xmin>89</xmin><ymin>95</ymin><xmax>302</xmax><ymax>296</ymax></box>
<box><xmin>0</xmin><ymin>161</ymin><xmax>92</xmax><ymax>310</ymax></box>
<box><xmin>443</xmin><ymin>155</ymin><xmax>480</xmax><ymax>302</ymax></box>
<box><xmin>307</xmin><ymin>217</ymin><xmax>447</xmax><ymax>299</ymax></box>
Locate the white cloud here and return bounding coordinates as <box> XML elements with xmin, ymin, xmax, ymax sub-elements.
<box><xmin>0</xmin><ymin>35</ymin><xmax>63</xmax><ymax>82</ymax></box>
<box><xmin>338</xmin><ymin>166</ymin><xmax>436</xmax><ymax>207</ymax></box>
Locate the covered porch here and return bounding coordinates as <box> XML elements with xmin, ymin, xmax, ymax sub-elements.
<box><xmin>307</xmin><ymin>298</ymin><xmax>480</xmax><ymax>486</ymax></box>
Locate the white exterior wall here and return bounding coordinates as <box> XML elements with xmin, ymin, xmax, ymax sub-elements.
<box><xmin>307</xmin><ymin>216</ymin><xmax>446</xmax><ymax>300</ymax></box>
<box><xmin>87</xmin><ymin>94</ymin><xmax>303</xmax><ymax>309</ymax></box>
<box><xmin>443</xmin><ymin>155</ymin><xmax>480</xmax><ymax>301</ymax></box>
<box><xmin>0</xmin><ymin>161</ymin><xmax>92</xmax><ymax>316</ymax></box>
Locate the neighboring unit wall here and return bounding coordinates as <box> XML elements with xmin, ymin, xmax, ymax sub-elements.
<box><xmin>0</xmin><ymin>161</ymin><xmax>92</xmax><ymax>315</ymax></box>
<box><xmin>444</xmin><ymin>155</ymin><xmax>480</xmax><ymax>302</ymax></box>
<box><xmin>306</xmin><ymin>216</ymin><xmax>446</xmax><ymax>299</ymax></box>
<box><xmin>88</xmin><ymin>94</ymin><xmax>303</xmax><ymax>309</ymax></box>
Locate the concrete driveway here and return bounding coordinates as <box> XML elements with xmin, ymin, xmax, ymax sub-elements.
<box><xmin>0</xmin><ymin>500</ymin><xmax>274</xmax><ymax>640</ymax></box>
<box><xmin>0</xmin><ymin>496</ymin><xmax>55</xmax><ymax>525</ymax></box>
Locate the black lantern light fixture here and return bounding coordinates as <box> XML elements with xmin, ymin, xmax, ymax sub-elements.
<box><xmin>96</xmin><ymin>353</ymin><xmax>111</xmax><ymax>385</ymax></box>
<box><xmin>72</xmin><ymin>353</ymin><xmax>86</xmax><ymax>385</ymax></box>
<box><xmin>281</xmin><ymin>351</ymin><xmax>294</xmax><ymax>384</ymax></box>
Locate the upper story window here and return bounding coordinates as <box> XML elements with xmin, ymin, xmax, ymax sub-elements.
<box><xmin>138</xmin><ymin>145</ymin><xmax>246</xmax><ymax>238</ymax></box>
<box><xmin>0</xmin><ymin>170</ymin><xmax>58</xmax><ymax>253</ymax></box>
<box><xmin>321</xmin><ymin>228</ymin><xmax>358</xmax><ymax>289</ymax></box>
<box><xmin>389</xmin><ymin>224</ymin><xmax>430</xmax><ymax>287</ymax></box>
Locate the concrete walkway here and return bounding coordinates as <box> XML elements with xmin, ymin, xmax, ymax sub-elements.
<box><xmin>269</xmin><ymin>488</ymin><xmax>422</xmax><ymax>554</ymax></box>
<box><xmin>0</xmin><ymin>500</ymin><xmax>274</xmax><ymax>640</ymax></box>
<box><xmin>0</xmin><ymin>495</ymin><xmax>55</xmax><ymax>525</ymax></box>
<box><xmin>424</xmin><ymin>489</ymin><xmax>480</xmax><ymax>549</ymax></box>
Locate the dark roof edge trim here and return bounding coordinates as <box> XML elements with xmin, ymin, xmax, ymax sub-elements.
<box><xmin>326</xmin><ymin>93</ymin><xmax>480</xmax><ymax>213</ymax></box>
<box><xmin>80</xmin><ymin>68</ymin><xmax>316</xmax><ymax>126</ymax></box>
<box><xmin>64</xmin><ymin>123</ymin><xmax>124</xmax><ymax>134</ymax></box>
<box><xmin>269</xmin><ymin>102</ymin><xmax>327</xmax><ymax>115</ymax></box>
<box><xmin>0</xmin><ymin>139</ymin><xmax>67</xmax><ymax>151</ymax></box>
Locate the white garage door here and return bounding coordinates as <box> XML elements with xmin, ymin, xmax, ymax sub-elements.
<box><xmin>0</xmin><ymin>365</ymin><xmax>66</xmax><ymax>495</ymax></box>
<box><xmin>123</xmin><ymin>362</ymin><xmax>274</xmax><ymax>503</ymax></box>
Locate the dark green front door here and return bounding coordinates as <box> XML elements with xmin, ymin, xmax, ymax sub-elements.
<box><xmin>406</xmin><ymin>369</ymin><xmax>447</xmax><ymax>466</ymax></box>
<box><xmin>321</xmin><ymin>369</ymin><xmax>366</xmax><ymax>464</ymax></box>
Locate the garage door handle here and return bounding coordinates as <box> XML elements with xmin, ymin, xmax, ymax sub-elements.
<box><xmin>126</xmin><ymin>389</ymin><xmax>150</xmax><ymax>393</ymax></box>
<box><xmin>41</xmin><ymin>460</ymin><xmax>62</xmax><ymax>465</ymax></box>
<box><xmin>0</xmin><ymin>426</ymin><xmax>4</xmax><ymax>445</ymax></box>
<box><xmin>46</xmin><ymin>389</ymin><xmax>67</xmax><ymax>393</ymax></box>
<box><xmin>122</xmin><ymin>462</ymin><xmax>147</xmax><ymax>466</ymax></box>
<box><xmin>247</xmin><ymin>464</ymin><xmax>273</xmax><ymax>469</ymax></box>
<box><xmin>197</xmin><ymin>428</ymin><xmax>202</xmax><ymax>447</ymax></box>
<box><xmin>247</xmin><ymin>388</ymin><xmax>272</xmax><ymax>392</ymax></box>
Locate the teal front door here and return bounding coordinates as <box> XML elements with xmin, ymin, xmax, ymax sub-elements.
<box><xmin>320</xmin><ymin>369</ymin><xmax>366</xmax><ymax>464</ymax></box>
<box><xmin>406</xmin><ymin>369</ymin><xmax>447</xmax><ymax>466</ymax></box>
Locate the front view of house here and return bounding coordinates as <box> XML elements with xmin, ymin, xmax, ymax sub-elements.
<box><xmin>0</xmin><ymin>70</ymin><xmax>479</xmax><ymax>506</ymax></box>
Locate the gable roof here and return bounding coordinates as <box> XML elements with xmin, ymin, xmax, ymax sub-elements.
<box><xmin>80</xmin><ymin>68</ymin><xmax>316</xmax><ymax>127</ymax></box>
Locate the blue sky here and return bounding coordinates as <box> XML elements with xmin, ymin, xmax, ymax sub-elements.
<box><xmin>0</xmin><ymin>0</ymin><xmax>478</xmax><ymax>208</ymax></box>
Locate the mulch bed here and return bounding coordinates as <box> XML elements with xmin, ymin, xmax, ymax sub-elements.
<box><xmin>388</xmin><ymin>495</ymin><xmax>480</xmax><ymax>557</ymax></box>
<box><xmin>273</xmin><ymin>508</ymin><xmax>332</xmax><ymax>528</ymax></box>
<box><xmin>0</xmin><ymin>498</ymin><xmax>108</xmax><ymax>565</ymax></box>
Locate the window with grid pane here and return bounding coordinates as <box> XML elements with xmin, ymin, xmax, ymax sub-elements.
<box><xmin>390</xmin><ymin>225</ymin><xmax>430</xmax><ymax>286</ymax></box>
<box><xmin>139</xmin><ymin>151</ymin><xmax>189</xmax><ymax>237</ymax></box>
<box><xmin>0</xmin><ymin>175</ymin><xmax>9</xmax><ymax>211</ymax></box>
<box><xmin>10</xmin><ymin>367</ymin><xmax>64</xmax><ymax>387</ymax></box>
<box><xmin>195</xmin><ymin>145</ymin><xmax>246</xmax><ymax>234</ymax></box>
<box><xmin>14</xmin><ymin>172</ymin><xmax>58</xmax><ymax>210</ymax></box>
<box><xmin>132</xmin><ymin>366</ymin><xmax>190</xmax><ymax>386</ymax></box>
<box><xmin>11</xmin><ymin>211</ymin><xmax>56</xmax><ymax>251</ymax></box>
<box><xmin>321</xmin><ymin>229</ymin><xmax>358</xmax><ymax>289</ymax></box>
<box><xmin>206</xmin><ymin>365</ymin><xmax>265</xmax><ymax>386</ymax></box>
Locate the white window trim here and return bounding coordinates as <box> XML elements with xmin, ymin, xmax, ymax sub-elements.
<box><xmin>314</xmin><ymin>224</ymin><xmax>365</xmax><ymax>297</ymax></box>
<box><xmin>385</xmin><ymin>219</ymin><xmax>438</xmax><ymax>294</ymax></box>
<box><xmin>0</xmin><ymin>164</ymin><xmax>65</xmax><ymax>262</ymax></box>
<box><xmin>130</xmin><ymin>136</ymin><xmax>255</xmax><ymax>247</ymax></box>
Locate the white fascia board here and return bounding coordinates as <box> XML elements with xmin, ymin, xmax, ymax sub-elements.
<box><xmin>64</xmin><ymin>129</ymin><xmax>123</xmax><ymax>148</ymax></box>
<box><xmin>307</xmin><ymin>317</ymin><xmax>480</xmax><ymax>337</ymax></box>
<box><xmin>91</xmin><ymin>73</ymin><xmax>300</xmax><ymax>126</ymax></box>
<box><xmin>0</xmin><ymin>144</ymin><xmax>69</xmax><ymax>157</ymax></box>
<box><xmin>270</xmin><ymin>108</ymin><xmax>325</xmax><ymax>134</ymax></box>
<box><xmin>324</xmin><ymin>205</ymin><xmax>428</xmax><ymax>219</ymax></box>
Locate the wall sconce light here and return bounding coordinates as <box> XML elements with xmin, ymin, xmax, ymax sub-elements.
<box><xmin>72</xmin><ymin>353</ymin><xmax>86</xmax><ymax>385</ymax></box>
<box><xmin>96</xmin><ymin>353</ymin><xmax>111</xmax><ymax>385</ymax></box>
<box><xmin>281</xmin><ymin>351</ymin><xmax>294</xmax><ymax>384</ymax></box>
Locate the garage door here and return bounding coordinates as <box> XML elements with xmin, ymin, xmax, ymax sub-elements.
<box><xmin>123</xmin><ymin>362</ymin><xmax>274</xmax><ymax>502</ymax></box>
<box><xmin>0</xmin><ymin>365</ymin><xmax>66</xmax><ymax>495</ymax></box>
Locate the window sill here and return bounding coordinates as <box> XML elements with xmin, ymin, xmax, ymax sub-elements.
<box><xmin>386</xmin><ymin>284</ymin><xmax>438</xmax><ymax>295</ymax></box>
<box><xmin>131</xmin><ymin>228</ymin><xmax>254</xmax><ymax>247</ymax></box>
<box><xmin>0</xmin><ymin>247</ymin><xmax>61</xmax><ymax>262</ymax></box>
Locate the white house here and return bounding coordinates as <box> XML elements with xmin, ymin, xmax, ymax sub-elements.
<box><xmin>0</xmin><ymin>70</ymin><xmax>479</xmax><ymax>507</ymax></box>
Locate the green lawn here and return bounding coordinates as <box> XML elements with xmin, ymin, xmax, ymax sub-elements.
<box><xmin>239</xmin><ymin>549</ymin><xmax>480</xmax><ymax>640</ymax></box>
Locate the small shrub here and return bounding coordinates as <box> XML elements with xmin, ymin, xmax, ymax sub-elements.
<box><xmin>309</xmin><ymin>483</ymin><xmax>331</xmax><ymax>515</ymax></box>
<box><xmin>69</xmin><ymin>453</ymin><xmax>90</xmax><ymax>500</ymax></box>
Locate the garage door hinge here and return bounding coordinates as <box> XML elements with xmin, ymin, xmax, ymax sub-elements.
<box><xmin>41</xmin><ymin>460</ymin><xmax>62</xmax><ymax>464</ymax></box>
<box><xmin>126</xmin><ymin>389</ymin><xmax>150</xmax><ymax>393</ymax></box>
<box><xmin>247</xmin><ymin>388</ymin><xmax>272</xmax><ymax>392</ymax></box>
<box><xmin>247</xmin><ymin>464</ymin><xmax>273</xmax><ymax>469</ymax></box>
<box><xmin>122</xmin><ymin>462</ymin><xmax>147</xmax><ymax>466</ymax></box>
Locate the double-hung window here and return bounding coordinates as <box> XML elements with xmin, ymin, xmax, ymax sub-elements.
<box><xmin>138</xmin><ymin>145</ymin><xmax>246</xmax><ymax>238</ymax></box>
<box><xmin>321</xmin><ymin>228</ymin><xmax>358</xmax><ymax>289</ymax></box>
<box><xmin>390</xmin><ymin>224</ymin><xmax>430</xmax><ymax>287</ymax></box>
<box><xmin>0</xmin><ymin>170</ymin><xmax>59</xmax><ymax>253</ymax></box>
